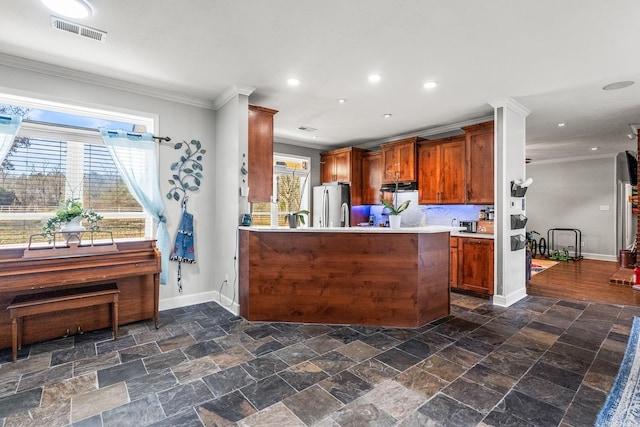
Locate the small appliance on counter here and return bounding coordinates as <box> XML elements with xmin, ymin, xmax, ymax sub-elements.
<box><xmin>312</xmin><ymin>183</ymin><xmax>351</xmax><ymax>227</ymax></box>
<box><xmin>460</xmin><ymin>220</ymin><xmax>478</xmax><ymax>233</ymax></box>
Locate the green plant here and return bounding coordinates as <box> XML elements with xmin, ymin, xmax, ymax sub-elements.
<box><xmin>381</xmin><ymin>198</ymin><xmax>410</xmax><ymax>215</ymax></box>
<box><xmin>284</xmin><ymin>210</ymin><xmax>310</xmax><ymax>225</ymax></box>
<box><xmin>42</xmin><ymin>198</ymin><xmax>103</xmax><ymax>238</ymax></box>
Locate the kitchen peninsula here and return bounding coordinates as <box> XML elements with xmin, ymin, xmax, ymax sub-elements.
<box><xmin>239</xmin><ymin>227</ymin><xmax>452</xmax><ymax>328</ymax></box>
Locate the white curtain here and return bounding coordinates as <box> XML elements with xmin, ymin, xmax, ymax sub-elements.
<box><xmin>0</xmin><ymin>114</ymin><xmax>23</xmax><ymax>163</ymax></box>
<box><xmin>100</xmin><ymin>128</ymin><xmax>170</xmax><ymax>285</ymax></box>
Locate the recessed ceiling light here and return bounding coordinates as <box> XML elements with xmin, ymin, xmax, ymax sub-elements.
<box><xmin>42</xmin><ymin>0</ymin><xmax>92</xmax><ymax>19</ymax></box>
<box><xmin>383</xmin><ymin>113</ymin><xmax>392</xmax><ymax>118</ymax></box>
<box><xmin>368</xmin><ymin>74</ymin><xmax>381</xmax><ymax>83</ymax></box>
<box><xmin>311</xmin><ymin>135</ymin><xmax>317</xmax><ymax>139</ymax></box>
<box><xmin>557</xmin><ymin>123</ymin><xmax>566</xmax><ymax>127</ymax></box>
<box><xmin>337</xmin><ymin>99</ymin><xmax>346</xmax><ymax>104</ymax></box>
<box><xmin>603</xmin><ymin>81</ymin><xmax>634</xmax><ymax>90</ymax></box>
<box><xmin>591</xmin><ymin>147</ymin><xmax>599</xmax><ymax>151</ymax></box>
<box><xmin>287</xmin><ymin>78</ymin><xmax>300</xmax><ymax>87</ymax></box>
<box><xmin>423</xmin><ymin>81</ymin><xmax>437</xmax><ymax>89</ymax></box>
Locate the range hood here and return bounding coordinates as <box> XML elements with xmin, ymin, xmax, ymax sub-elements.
<box><xmin>380</xmin><ymin>182</ymin><xmax>417</xmax><ymax>192</ymax></box>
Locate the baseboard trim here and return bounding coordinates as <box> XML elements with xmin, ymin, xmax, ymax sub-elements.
<box><xmin>492</xmin><ymin>287</ymin><xmax>528</xmax><ymax>307</ymax></box>
<box><xmin>159</xmin><ymin>290</ymin><xmax>239</xmax><ymax>315</ymax></box>
<box><xmin>582</xmin><ymin>253</ymin><xmax>617</xmax><ymax>262</ymax></box>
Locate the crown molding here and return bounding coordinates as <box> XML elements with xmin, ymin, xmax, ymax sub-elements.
<box><xmin>353</xmin><ymin>115</ymin><xmax>495</xmax><ymax>150</ymax></box>
<box><xmin>528</xmin><ymin>151</ymin><xmax>618</xmax><ymax>165</ymax></box>
<box><xmin>0</xmin><ymin>53</ymin><xmax>217</xmax><ymax>109</ymax></box>
<box><xmin>213</xmin><ymin>84</ymin><xmax>255</xmax><ymax>110</ymax></box>
<box><xmin>490</xmin><ymin>97</ymin><xmax>531</xmax><ymax>117</ymax></box>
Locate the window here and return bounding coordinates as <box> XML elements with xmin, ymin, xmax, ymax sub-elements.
<box><xmin>251</xmin><ymin>154</ymin><xmax>310</xmax><ymax>227</ymax></box>
<box><xmin>0</xmin><ymin>97</ymin><xmax>155</xmax><ymax>245</ymax></box>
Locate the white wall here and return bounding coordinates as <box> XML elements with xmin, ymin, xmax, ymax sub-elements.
<box><xmin>526</xmin><ymin>155</ymin><xmax>617</xmax><ymax>260</ymax></box>
<box><xmin>0</xmin><ymin>63</ymin><xmax>219</xmax><ymax>310</ymax></box>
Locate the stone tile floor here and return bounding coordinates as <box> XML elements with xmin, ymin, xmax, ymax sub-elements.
<box><xmin>1</xmin><ymin>293</ymin><xmax>639</xmax><ymax>427</ymax></box>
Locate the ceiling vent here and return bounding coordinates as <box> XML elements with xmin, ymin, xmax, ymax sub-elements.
<box><xmin>51</xmin><ymin>16</ymin><xmax>107</xmax><ymax>42</ymax></box>
<box><xmin>298</xmin><ymin>126</ymin><xmax>317</xmax><ymax>132</ymax></box>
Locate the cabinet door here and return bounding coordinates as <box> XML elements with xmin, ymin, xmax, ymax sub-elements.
<box><xmin>440</xmin><ymin>139</ymin><xmax>466</xmax><ymax>203</ymax></box>
<box><xmin>362</xmin><ymin>152</ymin><xmax>382</xmax><ymax>204</ymax></box>
<box><xmin>396</xmin><ymin>142</ymin><xmax>416</xmax><ymax>182</ymax></box>
<box><xmin>334</xmin><ymin>150</ymin><xmax>351</xmax><ymax>182</ymax></box>
<box><xmin>458</xmin><ymin>238</ymin><xmax>494</xmax><ymax>296</ymax></box>
<box><xmin>248</xmin><ymin>105</ymin><xmax>277</xmax><ymax>203</ymax></box>
<box><xmin>418</xmin><ymin>143</ymin><xmax>440</xmax><ymax>204</ymax></box>
<box><xmin>381</xmin><ymin>145</ymin><xmax>398</xmax><ymax>183</ymax></box>
<box><xmin>450</xmin><ymin>237</ymin><xmax>458</xmax><ymax>288</ymax></box>
<box><xmin>321</xmin><ymin>153</ymin><xmax>335</xmax><ymax>183</ymax></box>
<box><xmin>464</xmin><ymin>122</ymin><xmax>494</xmax><ymax>204</ymax></box>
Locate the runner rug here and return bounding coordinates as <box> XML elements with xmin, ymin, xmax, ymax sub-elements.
<box><xmin>530</xmin><ymin>258</ymin><xmax>559</xmax><ymax>276</ymax></box>
<box><xmin>596</xmin><ymin>316</ymin><xmax>640</xmax><ymax>426</ymax></box>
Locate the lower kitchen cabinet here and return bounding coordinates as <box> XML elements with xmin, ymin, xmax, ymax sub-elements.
<box><xmin>451</xmin><ymin>236</ymin><xmax>494</xmax><ymax>297</ymax></box>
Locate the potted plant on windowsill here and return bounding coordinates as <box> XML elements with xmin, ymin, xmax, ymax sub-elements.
<box><xmin>42</xmin><ymin>198</ymin><xmax>103</xmax><ymax>243</ymax></box>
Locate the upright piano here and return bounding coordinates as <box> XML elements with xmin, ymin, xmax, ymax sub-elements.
<box><xmin>0</xmin><ymin>239</ymin><xmax>161</xmax><ymax>350</ymax></box>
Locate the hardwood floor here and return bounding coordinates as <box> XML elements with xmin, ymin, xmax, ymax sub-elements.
<box><xmin>526</xmin><ymin>257</ymin><xmax>640</xmax><ymax>306</ymax></box>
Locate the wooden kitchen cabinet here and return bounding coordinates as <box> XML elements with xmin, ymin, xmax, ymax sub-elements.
<box><xmin>418</xmin><ymin>136</ymin><xmax>465</xmax><ymax>204</ymax></box>
<box><xmin>450</xmin><ymin>237</ymin><xmax>458</xmax><ymax>288</ymax></box>
<box><xmin>362</xmin><ymin>151</ymin><xmax>382</xmax><ymax>205</ymax></box>
<box><xmin>463</xmin><ymin>121</ymin><xmax>494</xmax><ymax>204</ymax></box>
<box><xmin>381</xmin><ymin>137</ymin><xmax>419</xmax><ymax>183</ymax></box>
<box><xmin>320</xmin><ymin>147</ymin><xmax>365</xmax><ymax>205</ymax></box>
<box><xmin>454</xmin><ymin>237</ymin><xmax>494</xmax><ymax>297</ymax></box>
<box><xmin>248</xmin><ymin>105</ymin><xmax>278</xmax><ymax>203</ymax></box>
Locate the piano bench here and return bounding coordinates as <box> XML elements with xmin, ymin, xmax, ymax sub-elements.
<box><xmin>7</xmin><ymin>283</ymin><xmax>119</xmax><ymax>362</ymax></box>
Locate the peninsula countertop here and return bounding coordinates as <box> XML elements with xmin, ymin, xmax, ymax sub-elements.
<box><xmin>240</xmin><ymin>225</ymin><xmax>495</xmax><ymax>239</ymax></box>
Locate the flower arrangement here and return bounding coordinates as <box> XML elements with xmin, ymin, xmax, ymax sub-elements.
<box><xmin>42</xmin><ymin>198</ymin><xmax>103</xmax><ymax>238</ymax></box>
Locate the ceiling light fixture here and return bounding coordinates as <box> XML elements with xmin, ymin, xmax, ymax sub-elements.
<box><xmin>337</xmin><ymin>99</ymin><xmax>346</xmax><ymax>104</ymax></box>
<box><xmin>368</xmin><ymin>74</ymin><xmax>381</xmax><ymax>83</ymax></box>
<box><xmin>383</xmin><ymin>113</ymin><xmax>392</xmax><ymax>118</ymax></box>
<box><xmin>603</xmin><ymin>81</ymin><xmax>634</xmax><ymax>90</ymax></box>
<box><xmin>591</xmin><ymin>147</ymin><xmax>599</xmax><ymax>151</ymax></box>
<box><xmin>42</xmin><ymin>0</ymin><xmax>92</xmax><ymax>19</ymax></box>
<box><xmin>557</xmin><ymin>123</ymin><xmax>566</xmax><ymax>127</ymax></box>
<box><xmin>287</xmin><ymin>78</ymin><xmax>300</xmax><ymax>87</ymax></box>
<box><xmin>423</xmin><ymin>81</ymin><xmax>437</xmax><ymax>89</ymax></box>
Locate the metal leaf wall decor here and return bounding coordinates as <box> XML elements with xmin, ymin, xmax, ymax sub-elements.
<box><xmin>166</xmin><ymin>140</ymin><xmax>206</xmax><ymax>202</ymax></box>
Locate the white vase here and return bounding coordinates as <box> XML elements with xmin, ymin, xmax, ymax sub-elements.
<box><xmin>388</xmin><ymin>214</ymin><xmax>402</xmax><ymax>229</ymax></box>
<box><xmin>60</xmin><ymin>216</ymin><xmax>85</xmax><ymax>244</ymax></box>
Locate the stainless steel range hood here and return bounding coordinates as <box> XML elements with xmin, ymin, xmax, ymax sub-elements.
<box><xmin>380</xmin><ymin>182</ymin><xmax>417</xmax><ymax>192</ymax></box>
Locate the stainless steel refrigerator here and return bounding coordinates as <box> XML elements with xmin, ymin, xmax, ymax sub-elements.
<box><xmin>313</xmin><ymin>183</ymin><xmax>351</xmax><ymax>227</ymax></box>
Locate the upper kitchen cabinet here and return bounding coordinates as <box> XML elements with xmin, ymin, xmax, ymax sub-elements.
<box><xmin>418</xmin><ymin>136</ymin><xmax>465</xmax><ymax>204</ymax></box>
<box><xmin>463</xmin><ymin>121</ymin><xmax>494</xmax><ymax>204</ymax></box>
<box><xmin>248</xmin><ymin>105</ymin><xmax>278</xmax><ymax>203</ymax></box>
<box><xmin>381</xmin><ymin>137</ymin><xmax>419</xmax><ymax>183</ymax></box>
<box><xmin>320</xmin><ymin>147</ymin><xmax>365</xmax><ymax>204</ymax></box>
<box><xmin>362</xmin><ymin>151</ymin><xmax>382</xmax><ymax>205</ymax></box>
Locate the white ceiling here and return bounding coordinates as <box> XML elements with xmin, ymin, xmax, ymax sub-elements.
<box><xmin>0</xmin><ymin>0</ymin><xmax>639</xmax><ymax>161</ymax></box>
